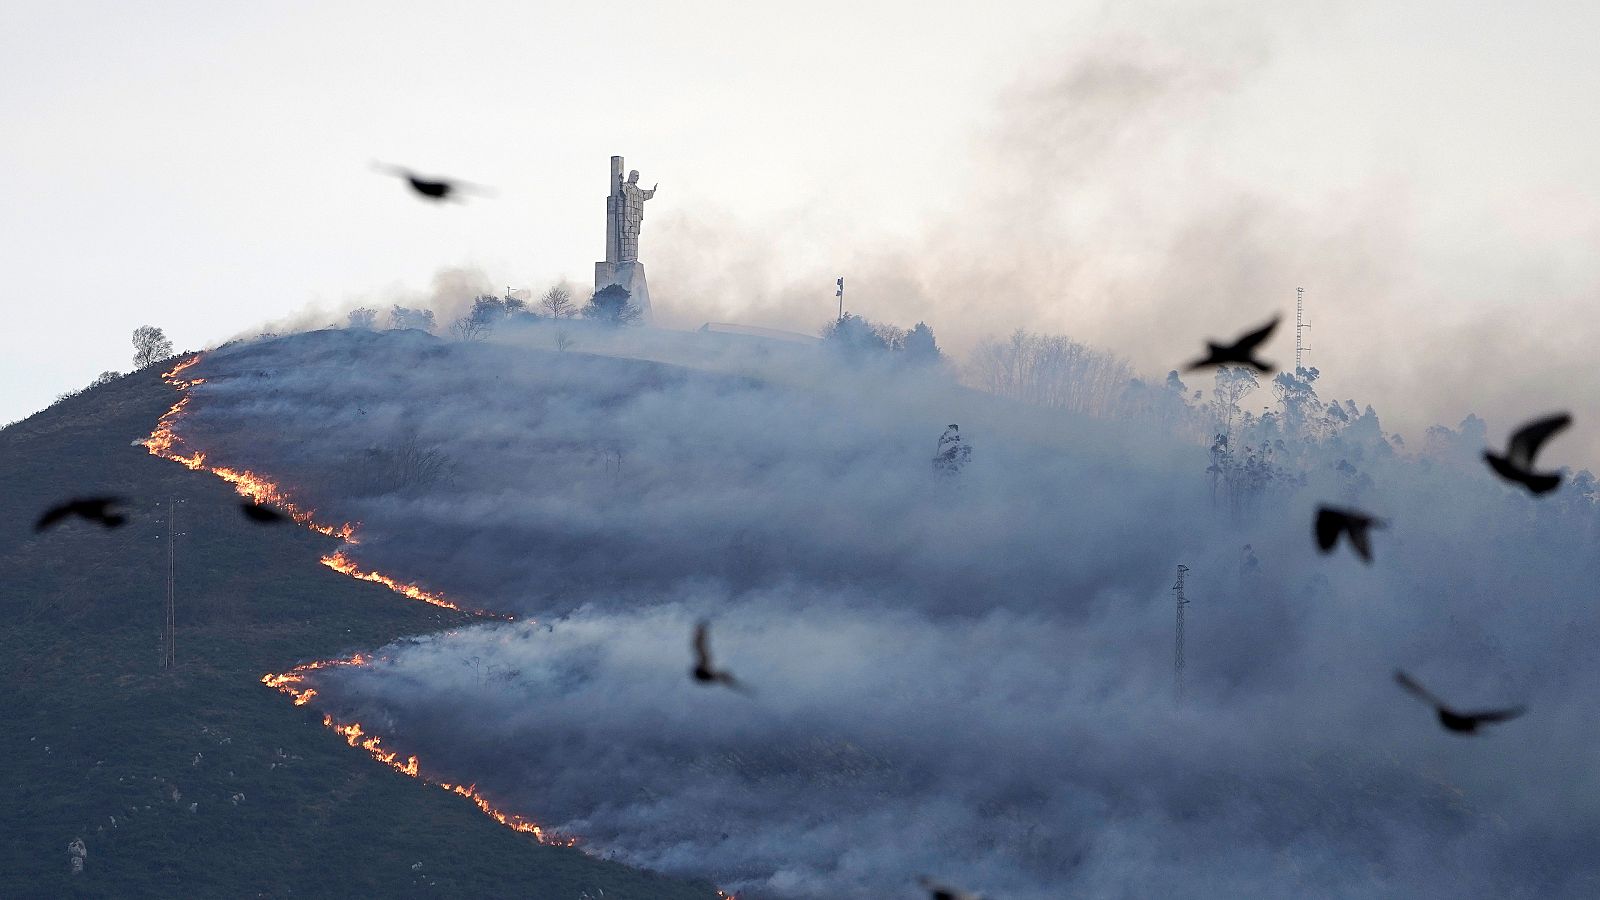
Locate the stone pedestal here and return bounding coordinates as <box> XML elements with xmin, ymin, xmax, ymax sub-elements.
<box><xmin>595</xmin><ymin>154</ymin><xmax>655</xmax><ymax>325</ymax></box>
<box><xmin>594</xmin><ymin>260</ymin><xmax>652</xmax><ymax>323</ymax></box>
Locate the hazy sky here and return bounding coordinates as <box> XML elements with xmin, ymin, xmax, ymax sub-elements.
<box><xmin>4</xmin><ymin>1</ymin><xmax>1599</xmax><ymax>455</ymax></box>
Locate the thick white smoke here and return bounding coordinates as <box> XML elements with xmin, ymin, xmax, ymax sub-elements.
<box><xmin>176</xmin><ymin>325</ymin><xmax>1600</xmax><ymax>898</ymax></box>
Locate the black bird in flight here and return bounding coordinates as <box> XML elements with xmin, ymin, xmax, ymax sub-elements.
<box><xmin>691</xmin><ymin>621</ymin><xmax>749</xmax><ymax>694</ymax></box>
<box><xmin>371</xmin><ymin>162</ymin><xmax>490</xmax><ymax>202</ymax></box>
<box><xmin>1394</xmin><ymin>670</ymin><xmax>1525</xmax><ymax>735</ymax></box>
<box><xmin>35</xmin><ymin>497</ymin><xmax>128</xmax><ymax>532</ymax></box>
<box><xmin>1186</xmin><ymin>315</ymin><xmax>1280</xmax><ymax>373</ymax></box>
<box><xmin>918</xmin><ymin>876</ymin><xmax>984</xmax><ymax>900</ymax></box>
<box><xmin>239</xmin><ymin>502</ymin><xmax>287</xmax><ymax>524</ymax></box>
<box><xmin>1484</xmin><ymin>413</ymin><xmax>1571</xmax><ymax>495</ymax></box>
<box><xmin>1315</xmin><ymin>505</ymin><xmax>1385</xmax><ymax>563</ymax></box>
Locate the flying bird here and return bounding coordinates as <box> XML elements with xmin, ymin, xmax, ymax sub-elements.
<box><xmin>1394</xmin><ymin>670</ymin><xmax>1525</xmax><ymax>735</ymax></box>
<box><xmin>35</xmin><ymin>497</ymin><xmax>128</xmax><ymax>532</ymax></box>
<box><xmin>1186</xmin><ymin>315</ymin><xmax>1280</xmax><ymax>373</ymax></box>
<box><xmin>1484</xmin><ymin>413</ymin><xmax>1571</xmax><ymax>495</ymax></box>
<box><xmin>239</xmin><ymin>502</ymin><xmax>287</xmax><ymax>524</ymax></box>
<box><xmin>371</xmin><ymin>162</ymin><xmax>491</xmax><ymax>202</ymax></box>
<box><xmin>1314</xmin><ymin>505</ymin><xmax>1386</xmax><ymax>563</ymax></box>
<box><xmin>918</xmin><ymin>876</ymin><xmax>984</xmax><ymax>900</ymax></box>
<box><xmin>691</xmin><ymin>621</ymin><xmax>749</xmax><ymax>694</ymax></box>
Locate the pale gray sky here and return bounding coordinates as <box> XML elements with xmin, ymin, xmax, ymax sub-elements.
<box><xmin>4</xmin><ymin>1</ymin><xmax>1598</xmax><ymax>457</ymax></box>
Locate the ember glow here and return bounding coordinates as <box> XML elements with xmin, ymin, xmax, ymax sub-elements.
<box><xmin>261</xmin><ymin>654</ymin><xmax>574</xmax><ymax>847</ymax></box>
<box><xmin>260</xmin><ymin>653</ymin><xmax>371</xmax><ymax>706</ymax></box>
<box><xmin>319</xmin><ymin>548</ymin><xmax>492</xmax><ymax>615</ymax></box>
<box><xmin>145</xmin><ymin>359</ymin><xmax>358</xmax><ymax>538</ymax></box>
<box><xmin>162</xmin><ymin>355</ymin><xmax>205</xmax><ymax>388</ymax></box>
<box><xmin>154</xmin><ymin>361</ymin><xmax>567</xmax><ymax>852</ymax></box>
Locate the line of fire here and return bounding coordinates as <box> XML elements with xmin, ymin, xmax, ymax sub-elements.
<box><xmin>144</xmin><ymin>356</ymin><xmax>570</xmax><ymax>850</ymax></box>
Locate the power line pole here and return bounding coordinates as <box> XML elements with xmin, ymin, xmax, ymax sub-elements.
<box><xmin>1295</xmin><ymin>286</ymin><xmax>1310</xmax><ymax>372</ymax></box>
<box><xmin>1173</xmin><ymin>564</ymin><xmax>1190</xmax><ymax>705</ymax></box>
<box><xmin>159</xmin><ymin>498</ymin><xmax>183</xmax><ymax>671</ymax></box>
<box><xmin>835</xmin><ymin>276</ymin><xmax>844</xmax><ymax>321</ymax></box>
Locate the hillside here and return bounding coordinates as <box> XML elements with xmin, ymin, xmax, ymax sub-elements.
<box><xmin>0</xmin><ymin>364</ymin><xmax>717</xmax><ymax>898</ymax></box>
<box><xmin>148</xmin><ymin>326</ymin><xmax>1600</xmax><ymax>899</ymax></box>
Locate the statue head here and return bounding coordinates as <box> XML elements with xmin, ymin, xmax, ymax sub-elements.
<box><xmin>627</xmin><ymin>170</ymin><xmax>640</xmax><ymax>183</ymax></box>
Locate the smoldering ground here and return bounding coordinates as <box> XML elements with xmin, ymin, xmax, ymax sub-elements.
<box><xmin>175</xmin><ymin>326</ymin><xmax>1600</xmax><ymax>898</ymax></box>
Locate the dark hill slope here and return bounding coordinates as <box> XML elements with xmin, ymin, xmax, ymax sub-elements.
<box><xmin>0</xmin><ymin>364</ymin><xmax>714</xmax><ymax>899</ymax></box>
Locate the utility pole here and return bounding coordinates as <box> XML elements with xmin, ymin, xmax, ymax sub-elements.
<box><xmin>835</xmin><ymin>276</ymin><xmax>844</xmax><ymax>321</ymax></box>
<box><xmin>1173</xmin><ymin>564</ymin><xmax>1190</xmax><ymax>705</ymax></box>
<box><xmin>159</xmin><ymin>498</ymin><xmax>184</xmax><ymax>671</ymax></box>
<box><xmin>1295</xmin><ymin>286</ymin><xmax>1310</xmax><ymax>373</ymax></box>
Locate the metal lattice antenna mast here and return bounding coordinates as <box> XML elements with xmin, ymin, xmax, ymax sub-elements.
<box><xmin>1173</xmin><ymin>564</ymin><xmax>1190</xmax><ymax>705</ymax></box>
<box><xmin>1295</xmin><ymin>286</ymin><xmax>1310</xmax><ymax>372</ymax></box>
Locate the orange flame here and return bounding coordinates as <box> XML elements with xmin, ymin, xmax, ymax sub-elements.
<box><xmin>144</xmin><ymin>360</ymin><xmax>358</xmax><ymax>538</ymax></box>
<box><xmin>262</xmin><ymin>654</ymin><xmax>574</xmax><ymax>846</ymax></box>
<box><xmin>319</xmin><ymin>548</ymin><xmax>501</xmax><ymax>616</ymax></box>
<box><xmin>158</xmin><ymin>357</ymin><xmax>571</xmax><ymax>849</ymax></box>
<box><xmin>144</xmin><ymin>356</ymin><xmax>474</xmax><ymax>593</ymax></box>
<box><xmin>162</xmin><ymin>356</ymin><xmax>205</xmax><ymax>386</ymax></box>
<box><xmin>261</xmin><ymin>653</ymin><xmax>372</xmax><ymax>706</ymax></box>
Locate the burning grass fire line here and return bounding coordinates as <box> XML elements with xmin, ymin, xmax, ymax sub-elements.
<box><xmin>263</xmin><ymin>657</ymin><xmax>576</xmax><ymax>847</ymax></box>
<box><xmin>144</xmin><ymin>356</ymin><xmax>506</xmax><ymax>618</ymax></box>
<box><xmin>151</xmin><ymin>357</ymin><xmax>573</xmax><ymax>848</ymax></box>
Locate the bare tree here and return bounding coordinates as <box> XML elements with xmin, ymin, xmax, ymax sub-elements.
<box><xmin>966</xmin><ymin>329</ymin><xmax>1134</xmax><ymax>417</ymax></box>
<box><xmin>1210</xmin><ymin>365</ymin><xmax>1259</xmax><ymax>439</ymax></box>
<box><xmin>132</xmin><ymin>326</ymin><xmax>174</xmax><ymax>369</ymax></box>
<box><xmin>539</xmin><ymin>285</ymin><xmax>577</xmax><ymax>319</ymax></box>
<box><xmin>554</xmin><ymin>329</ymin><xmax>575</xmax><ymax>352</ymax></box>
<box><xmin>352</xmin><ymin>437</ymin><xmax>453</xmax><ymax>495</ymax></box>
<box><xmin>449</xmin><ymin>315</ymin><xmax>490</xmax><ymax>342</ymax></box>
<box><xmin>872</xmin><ymin>323</ymin><xmax>909</xmax><ymax>351</ymax></box>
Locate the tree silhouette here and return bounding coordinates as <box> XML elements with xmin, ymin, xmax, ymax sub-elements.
<box><xmin>539</xmin><ymin>285</ymin><xmax>577</xmax><ymax>319</ymax></box>
<box><xmin>903</xmin><ymin>322</ymin><xmax>941</xmax><ymax>363</ymax></box>
<box><xmin>131</xmin><ymin>326</ymin><xmax>173</xmax><ymax>368</ymax></box>
<box><xmin>1210</xmin><ymin>365</ymin><xmax>1259</xmax><ymax>440</ymax></box>
<box><xmin>582</xmin><ymin>285</ymin><xmax>642</xmax><ymax>326</ymax></box>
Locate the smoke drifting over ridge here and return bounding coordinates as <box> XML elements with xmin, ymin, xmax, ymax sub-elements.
<box><xmin>643</xmin><ymin>15</ymin><xmax>1600</xmax><ymax>466</ymax></box>
<box><xmin>177</xmin><ymin>325</ymin><xmax>1600</xmax><ymax>898</ymax></box>
<box><xmin>209</xmin><ymin>9</ymin><xmax>1600</xmax><ymax>465</ymax></box>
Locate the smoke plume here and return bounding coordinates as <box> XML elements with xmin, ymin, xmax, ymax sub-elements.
<box><xmin>173</xmin><ymin>323</ymin><xmax>1600</xmax><ymax>898</ymax></box>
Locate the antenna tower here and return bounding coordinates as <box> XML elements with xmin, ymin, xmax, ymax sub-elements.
<box><xmin>1173</xmin><ymin>564</ymin><xmax>1190</xmax><ymax>705</ymax></box>
<box><xmin>1294</xmin><ymin>286</ymin><xmax>1310</xmax><ymax>372</ymax></box>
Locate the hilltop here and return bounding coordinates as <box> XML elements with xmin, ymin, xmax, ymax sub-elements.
<box><xmin>0</xmin><ymin>363</ymin><xmax>716</xmax><ymax>898</ymax></box>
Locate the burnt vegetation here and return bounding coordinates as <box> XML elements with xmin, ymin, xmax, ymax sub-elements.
<box><xmin>0</xmin><ymin>368</ymin><xmax>716</xmax><ymax>898</ymax></box>
<box><xmin>10</xmin><ymin>312</ymin><xmax>1598</xmax><ymax>896</ymax></box>
<box><xmin>349</xmin><ymin>437</ymin><xmax>454</xmax><ymax>497</ymax></box>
